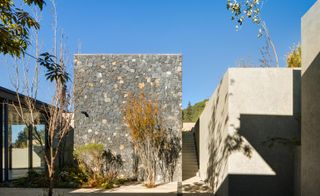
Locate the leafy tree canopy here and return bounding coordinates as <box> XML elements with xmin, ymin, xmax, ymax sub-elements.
<box><xmin>1</xmin><ymin>1</ymin><xmax>70</xmax><ymax>84</ymax></box>
<box><xmin>0</xmin><ymin>0</ymin><xmax>45</xmax><ymax>57</ymax></box>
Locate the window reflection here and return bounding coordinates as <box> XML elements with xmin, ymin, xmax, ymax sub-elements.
<box><xmin>8</xmin><ymin>105</ymin><xmax>46</xmax><ymax>180</ymax></box>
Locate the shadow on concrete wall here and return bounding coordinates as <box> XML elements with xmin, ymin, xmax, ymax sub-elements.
<box><xmin>205</xmin><ymin>80</ymin><xmax>252</xmax><ymax>195</ymax></box>
<box><xmin>225</xmin><ymin>114</ymin><xmax>300</xmax><ymax>196</ymax></box>
<box><xmin>205</xmin><ymin>69</ymin><xmax>301</xmax><ymax>196</ymax></box>
<box><xmin>301</xmin><ymin>52</ymin><xmax>320</xmax><ymax>195</ymax></box>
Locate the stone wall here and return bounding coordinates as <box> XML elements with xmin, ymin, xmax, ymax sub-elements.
<box><xmin>301</xmin><ymin>1</ymin><xmax>320</xmax><ymax>196</ymax></box>
<box><xmin>197</xmin><ymin>68</ymin><xmax>301</xmax><ymax>196</ymax></box>
<box><xmin>74</xmin><ymin>54</ymin><xmax>182</xmax><ymax>182</ymax></box>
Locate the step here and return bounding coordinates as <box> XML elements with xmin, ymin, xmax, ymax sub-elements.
<box><xmin>182</xmin><ymin>131</ymin><xmax>198</xmax><ymax>180</ymax></box>
<box><xmin>182</xmin><ymin>159</ymin><xmax>198</xmax><ymax>163</ymax></box>
<box><xmin>183</xmin><ymin>168</ymin><xmax>198</xmax><ymax>171</ymax></box>
<box><xmin>182</xmin><ymin>156</ymin><xmax>197</xmax><ymax>159</ymax></box>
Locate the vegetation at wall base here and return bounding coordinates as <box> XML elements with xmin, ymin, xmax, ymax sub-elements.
<box><xmin>6</xmin><ymin>167</ymin><xmax>134</xmax><ymax>189</ymax></box>
<box><xmin>124</xmin><ymin>92</ymin><xmax>181</xmax><ymax>187</ymax></box>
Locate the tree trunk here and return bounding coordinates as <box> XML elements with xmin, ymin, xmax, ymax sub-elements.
<box><xmin>48</xmin><ymin>175</ymin><xmax>54</xmax><ymax>196</ymax></box>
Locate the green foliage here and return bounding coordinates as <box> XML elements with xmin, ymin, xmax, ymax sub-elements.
<box><xmin>1</xmin><ymin>1</ymin><xmax>70</xmax><ymax>86</ymax></box>
<box><xmin>57</xmin><ymin>166</ymin><xmax>88</xmax><ymax>188</ymax></box>
<box><xmin>101</xmin><ymin>178</ymin><xmax>131</xmax><ymax>189</ymax></box>
<box><xmin>13</xmin><ymin>170</ymin><xmax>48</xmax><ymax>188</ymax></box>
<box><xmin>75</xmin><ymin>143</ymin><xmax>105</xmax><ymax>155</ymax></box>
<box><xmin>74</xmin><ymin>143</ymin><xmax>105</xmax><ymax>184</ymax></box>
<box><xmin>226</xmin><ymin>0</ymin><xmax>261</xmax><ymax>30</ymax></box>
<box><xmin>38</xmin><ymin>52</ymin><xmax>70</xmax><ymax>84</ymax></box>
<box><xmin>74</xmin><ymin>143</ymin><xmax>124</xmax><ymax>188</ymax></box>
<box><xmin>183</xmin><ymin>102</ymin><xmax>193</xmax><ymax>122</ymax></box>
<box><xmin>12</xmin><ymin>167</ymin><xmax>88</xmax><ymax>188</ymax></box>
<box><xmin>11</xmin><ymin>144</ymin><xmax>128</xmax><ymax>189</ymax></box>
<box><xmin>14</xmin><ymin>127</ymin><xmax>28</xmax><ymax>148</ymax></box>
<box><xmin>226</xmin><ymin>0</ymin><xmax>279</xmax><ymax>67</ymax></box>
<box><xmin>13</xmin><ymin>126</ymin><xmax>45</xmax><ymax>148</ymax></box>
<box><xmin>182</xmin><ymin>99</ymin><xmax>208</xmax><ymax>122</ymax></box>
<box><xmin>287</xmin><ymin>44</ymin><xmax>301</xmax><ymax>68</ymax></box>
<box><xmin>101</xmin><ymin>181</ymin><xmax>113</xmax><ymax>189</ymax></box>
<box><xmin>0</xmin><ymin>0</ymin><xmax>45</xmax><ymax>57</ymax></box>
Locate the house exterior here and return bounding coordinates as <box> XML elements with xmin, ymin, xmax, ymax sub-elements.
<box><xmin>0</xmin><ymin>87</ymin><xmax>48</xmax><ymax>182</ymax></box>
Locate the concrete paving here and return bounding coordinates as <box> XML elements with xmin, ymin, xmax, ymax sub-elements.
<box><xmin>182</xmin><ymin>176</ymin><xmax>212</xmax><ymax>193</ymax></box>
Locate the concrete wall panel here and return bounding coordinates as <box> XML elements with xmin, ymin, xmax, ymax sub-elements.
<box><xmin>301</xmin><ymin>2</ymin><xmax>320</xmax><ymax>195</ymax></box>
<box><xmin>197</xmin><ymin>68</ymin><xmax>301</xmax><ymax>196</ymax></box>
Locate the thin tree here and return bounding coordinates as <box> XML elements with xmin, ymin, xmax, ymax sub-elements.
<box><xmin>10</xmin><ymin>3</ymin><xmax>72</xmax><ymax>195</ymax></box>
<box><xmin>185</xmin><ymin>101</ymin><xmax>193</xmax><ymax>122</ymax></box>
<box><xmin>226</xmin><ymin>0</ymin><xmax>279</xmax><ymax>67</ymax></box>
<box><xmin>12</xmin><ymin>49</ymin><xmax>71</xmax><ymax>196</ymax></box>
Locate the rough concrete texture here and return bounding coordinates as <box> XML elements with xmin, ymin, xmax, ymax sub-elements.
<box><xmin>74</xmin><ymin>54</ymin><xmax>182</xmax><ymax>182</ymax></box>
<box><xmin>301</xmin><ymin>1</ymin><xmax>320</xmax><ymax>196</ymax></box>
<box><xmin>197</xmin><ymin>68</ymin><xmax>301</xmax><ymax>196</ymax></box>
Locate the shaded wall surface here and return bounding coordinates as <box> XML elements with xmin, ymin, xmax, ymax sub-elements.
<box><xmin>301</xmin><ymin>2</ymin><xmax>320</xmax><ymax>196</ymax></box>
<box><xmin>197</xmin><ymin>68</ymin><xmax>301</xmax><ymax>196</ymax></box>
<box><xmin>74</xmin><ymin>54</ymin><xmax>182</xmax><ymax>181</ymax></box>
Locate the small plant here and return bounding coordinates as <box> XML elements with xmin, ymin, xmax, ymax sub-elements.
<box><xmin>103</xmin><ymin>149</ymin><xmax>123</xmax><ymax>182</ymax></box>
<box><xmin>74</xmin><ymin>143</ymin><xmax>124</xmax><ymax>188</ymax></box>
<box><xmin>287</xmin><ymin>44</ymin><xmax>301</xmax><ymax>68</ymax></box>
<box><xmin>57</xmin><ymin>166</ymin><xmax>88</xmax><ymax>188</ymax></box>
<box><xmin>74</xmin><ymin>143</ymin><xmax>106</xmax><ymax>186</ymax></box>
<box><xmin>13</xmin><ymin>170</ymin><xmax>48</xmax><ymax>188</ymax></box>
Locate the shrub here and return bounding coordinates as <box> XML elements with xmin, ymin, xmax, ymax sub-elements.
<box><xmin>123</xmin><ymin>92</ymin><xmax>181</xmax><ymax>187</ymax></box>
<box><xmin>287</xmin><ymin>44</ymin><xmax>301</xmax><ymax>68</ymax></box>
<box><xmin>11</xmin><ymin>167</ymin><xmax>88</xmax><ymax>188</ymax></box>
<box><xmin>74</xmin><ymin>143</ymin><xmax>123</xmax><ymax>188</ymax></box>
<box><xmin>57</xmin><ymin>166</ymin><xmax>88</xmax><ymax>188</ymax></box>
<box><xmin>74</xmin><ymin>143</ymin><xmax>105</xmax><ymax>182</ymax></box>
<box><xmin>13</xmin><ymin>170</ymin><xmax>48</xmax><ymax>188</ymax></box>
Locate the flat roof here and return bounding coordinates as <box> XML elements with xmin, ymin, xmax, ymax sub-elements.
<box><xmin>0</xmin><ymin>86</ymin><xmax>49</xmax><ymax>109</ymax></box>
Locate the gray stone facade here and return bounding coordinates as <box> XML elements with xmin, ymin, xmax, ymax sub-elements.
<box><xmin>74</xmin><ymin>54</ymin><xmax>182</xmax><ymax>181</ymax></box>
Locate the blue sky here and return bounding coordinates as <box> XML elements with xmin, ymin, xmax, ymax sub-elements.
<box><xmin>0</xmin><ymin>0</ymin><xmax>316</xmax><ymax>108</ymax></box>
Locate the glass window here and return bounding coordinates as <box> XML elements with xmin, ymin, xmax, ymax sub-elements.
<box><xmin>8</xmin><ymin>105</ymin><xmax>46</xmax><ymax>180</ymax></box>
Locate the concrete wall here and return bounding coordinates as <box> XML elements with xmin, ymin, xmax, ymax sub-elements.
<box><xmin>301</xmin><ymin>1</ymin><xmax>320</xmax><ymax>196</ymax></box>
<box><xmin>11</xmin><ymin>148</ymin><xmax>43</xmax><ymax>168</ymax></box>
<box><xmin>199</xmin><ymin>71</ymin><xmax>230</xmax><ymax>196</ymax></box>
<box><xmin>193</xmin><ymin>119</ymin><xmax>200</xmax><ymax>161</ymax></box>
<box><xmin>74</xmin><ymin>54</ymin><xmax>182</xmax><ymax>182</ymax></box>
<box><xmin>197</xmin><ymin>68</ymin><xmax>301</xmax><ymax>196</ymax></box>
<box><xmin>182</xmin><ymin>122</ymin><xmax>195</xmax><ymax>131</ymax></box>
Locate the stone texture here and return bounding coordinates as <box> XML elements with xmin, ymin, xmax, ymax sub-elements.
<box><xmin>74</xmin><ymin>54</ymin><xmax>182</xmax><ymax>181</ymax></box>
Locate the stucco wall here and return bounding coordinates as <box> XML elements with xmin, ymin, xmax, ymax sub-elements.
<box><xmin>228</xmin><ymin>68</ymin><xmax>300</xmax><ymax>196</ymax></box>
<box><xmin>301</xmin><ymin>1</ymin><xmax>320</xmax><ymax>196</ymax></box>
<box><xmin>197</xmin><ymin>68</ymin><xmax>301</xmax><ymax>196</ymax></box>
<box><xmin>199</xmin><ymin>71</ymin><xmax>230</xmax><ymax>196</ymax></box>
<box><xmin>74</xmin><ymin>54</ymin><xmax>182</xmax><ymax>181</ymax></box>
